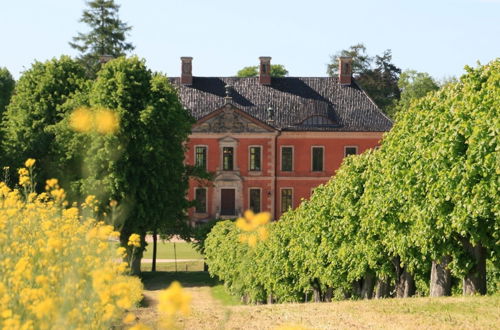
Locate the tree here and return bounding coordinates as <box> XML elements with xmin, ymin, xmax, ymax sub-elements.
<box><xmin>1</xmin><ymin>57</ymin><xmax>87</xmax><ymax>186</ymax></box>
<box><xmin>326</xmin><ymin>43</ymin><xmax>371</xmax><ymax>76</ymax></box>
<box><xmin>236</xmin><ymin>64</ymin><xmax>289</xmax><ymax>77</ymax></box>
<box><xmin>70</xmin><ymin>0</ymin><xmax>134</xmax><ymax>75</ymax></box>
<box><xmin>72</xmin><ymin>57</ymin><xmax>193</xmax><ymax>275</ymax></box>
<box><xmin>0</xmin><ymin>67</ymin><xmax>15</xmax><ymax>119</ymax></box>
<box><xmin>327</xmin><ymin>44</ymin><xmax>401</xmax><ymax>115</ymax></box>
<box><xmin>388</xmin><ymin>70</ymin><xmax>439</xmax><ymax>119</ymax></box>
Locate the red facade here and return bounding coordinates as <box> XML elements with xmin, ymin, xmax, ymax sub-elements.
<box><xmin>185</xmin><ymin>106</ymin><xmax>383</xmax><ymax>222</ymax></box>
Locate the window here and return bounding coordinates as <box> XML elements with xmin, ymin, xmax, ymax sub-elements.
<box><xmin>344</xmin><ymin>146</ymin><xmax>358</xmax><ymax>157</ymax></box>
<box><xmin>281</xmin><ymin>188</ymin><xmax>292</xmax><ymax>213</ymax></box>
<box><xmin>195</xmin><ymin>188</ymin><xmax>207</xmax><ymax>213</ymax></box>
<box><xmin>312</xmin><ymin>147</ymin><xmax>324</xmax><ymax>172</ymax></box>
<box><xmin>281</xmin><ymin>147</ymin><xmax>293</xmax><ymax>171</ymax></box>
<box><xmin>249</xmin><ymin>146</ymin><xmax>261</xmax><ymax>171</ymax></box>
<box><xmin>195</xmin><ymin>146</ymin><xmax>207</xmax><ymax>170</ymax></box>
<box><xmin>249</xmin><ymin>188</ymin><xmax>261</xmax><ymax>213</ymax></box>
<box><xmin>223</xmin><ymin>147</ymin><xmax>234</xmax><ymax>171</ymax></box>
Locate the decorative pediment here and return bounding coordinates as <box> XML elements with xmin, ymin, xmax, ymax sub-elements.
<box><xmin>192</xmin><ymin>104</ymin><xmax>273</xmax><ymax>133</ymax></box>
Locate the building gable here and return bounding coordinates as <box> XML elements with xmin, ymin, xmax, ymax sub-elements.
<box><xmin>192</xmin><ymin>103</ymin><xmax>274</xmax><ymax>133</ymax></box>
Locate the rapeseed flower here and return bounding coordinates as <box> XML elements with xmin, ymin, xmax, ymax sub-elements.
<box><xmin>158</xmin><ymin>281</ymin><xmax>192</xmax><ymax>317</ymax></box>
<box><xmin>128</xmin><ymin>233</ymin><xmax>141</xmax><ymax>248</ymax></box>
<box><xmin>236</xmin><ymin>210</ymin><xmax>271</xmax><ymax>247</ymax></box>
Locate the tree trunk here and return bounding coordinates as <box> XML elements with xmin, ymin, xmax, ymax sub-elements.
<box><xmin>375</xmin><ymin>277</ymin><xmax>391</xmax><ymax>299</ymax></box>
<box><xmin>430</xmin><ymin>256</ymin><xmax>452</xmax><ymax>296</ymax></box>
<box><xmin>267</xmin><ymin>294</ymin><xmax>274</xmax><ymax>304</ymax></box>
<box><xmin>203</xmin><ymin>262</ymin><xmax>209</xmax><ymax>272</ymax></box>
<box><xmin>312</xmin><ymin>278</ymin><xmax>322</xmax><ymax>302</ymax></box>
<box><xmin>396</xmin><ymin>269</ymin><xmax>415</xmax><ymax>298</ymax></box>
<box><xmin>462</xmin><ymin>241</ymin><xmax>487</xmax><ymax>295</ymax></box>
<box><xmin>352</xmin><ymin>280</ymin><xmax>362</xmax><ymax>298</ymax></box>
<box><xmin>151</xmin><ymin>229</ymin><xmax>157</xmax><ymax>272</ymax></box>
<box><xmin>361</xmin><ymin>273</ymin><xmax>375</xmax><ymax>299</ymax></box>
<box><xmin>324</xmin><ymin>286</ymin><xmax>334</xmax><ymax>302</ymax></box>
<box><xmin>130</xmin><ymin>249</ymin><xmax>142</xmax><ymax>276</ymax></box>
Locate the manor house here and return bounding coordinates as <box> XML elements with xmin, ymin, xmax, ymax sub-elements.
<box><xmin>170</xmin><ymin>56</ymin><xmax>391</xmax><ymax>222</ymax></box>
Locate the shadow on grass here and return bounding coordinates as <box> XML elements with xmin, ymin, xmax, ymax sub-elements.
<box><xmin>141</xmin><ymin>271</ymin><xmax>220</xmax><ymax>291</ymax></box>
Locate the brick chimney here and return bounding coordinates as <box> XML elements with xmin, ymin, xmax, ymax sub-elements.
<box><xmin>259</xmin><ymin>56</ymin><xmax>272</xmax><ymax>85</ymax></box>
<box><xmin>180</xmin><ymin>57</ymin><xmax>193</xmax><ymax>85</ymax></box>
<box><xmin>339</xmin><ymin>56</ymin><xmax>352</xmax><ymax>85</ymax></box>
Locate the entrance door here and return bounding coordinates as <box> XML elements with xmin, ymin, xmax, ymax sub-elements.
<box><xmin>220</xmin><ymin>189</ymin><xmax>235</xmax><ymax>216</ymax></box>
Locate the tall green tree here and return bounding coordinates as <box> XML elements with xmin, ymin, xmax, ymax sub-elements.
<box><xmin>1</xmin><ymin>57</ymin><xmax>87</xmax><ymax>185</ymax></box>
<box><xmin>388</xmin><ymin>70</ymin><xmax>440</xmax><ymax>118</ymax></box>
<box><xmin>70</xmin><ymin>0</ymin><xmax>134</xmax><ymax>75</ymax></box>
<box><xmin>327</xmin><ymin>44</ymin><xmax>401</xmax><ymax>115</ymax></box>
<box><xmin>0</xmin><ymin>67</ymin><xmax>15</xmax><ymax>119</ymax></box>
<box><xmin>75</xmin><ymin>57</ymin><xmax>193</xmax><ymax>274</ymax></box>
<box><xmin>236</xmin><ymin>64</ymin><xmax>289</xmax><ymax>77</ymax></box>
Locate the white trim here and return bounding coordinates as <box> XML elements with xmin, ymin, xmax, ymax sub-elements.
<box><xmin>248</xmin><ymin>187</ymin><xmax>262</xmax><ymax>213</ymax></box>
<box><xmin>248</xmin><ymin>145</ymin><xmax>263</xmax><ymax>172</ymax></box>
<box><xmin>194</xmin><ymin>144</ymin><xmax>208</xmax><ymax>170</ymax></box>
<box><xmin>280</xmin><ymin>145</ymin><xmax>294</xmax><ymax>172</ymax></box>
<box><xmin>194</xmin><ymin>187</ymin><xmax>208</xmax><ymax>214</ymax></box>
<box><xmin>311</xmin><ymin>146</ymin><xmax>325</xmax><ymax>172</ymax></box>
<box><xmin>344</xmin><ymin>145</ymin><xmax>358</xmax><ymax>157</ymax></box>
<box><xmin>280</xmin><ymin>187</ymin><xmax>294</xmax><ymax>213</ymax></box>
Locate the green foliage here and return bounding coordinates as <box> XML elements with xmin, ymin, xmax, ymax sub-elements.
<box><xmin>0</xmin><ymin>67</ymin><xmax>15</xmax><ymax>119</ymax></box>
<box><xmin>326</xmin><ymin>43</ymin><xmax>371</xmax><ymax>76</ymax></box>
<box><xmin>388</xmin><ymin>70</ymin><xmax>440</xmax><ymax>119</ymax></box>
<box><xmin>236</xmin><ymin>64</ymin><xmax>289</xmax><ymax>77</ymax></box>
<box><xmin>70</xmin><ymin>0</ymin><xmax>134</xmax><ymax>76</ymax></box>
<box><xmin>1</xmin><ymin>57</ymin><xmax>87</xmax><ymax>185</ymax></box>
<box><xmin>205</xmin><ymin>60</ymin><xmax>500</xmax><ymax>303</ymax></box>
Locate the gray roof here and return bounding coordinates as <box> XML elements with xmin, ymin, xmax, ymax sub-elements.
<box><xmin>169</xmin><ymin>76</ymin><xmax>392</xmax><ymax>132</ymax></box>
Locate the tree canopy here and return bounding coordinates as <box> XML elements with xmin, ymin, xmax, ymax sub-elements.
<box><xmin>0</xmin><ymin>67</ymin><xmax>15</xmax><ymax>119</ymax></box>
<box><xmin>70</xmin><ymin>0</ymin><xmax>134</xmax><ymax>75</ymax></box>
<box><xmin>236</xmin><ymin>64</ymin><xmax>289</xmax><ymax>77</ymax></box>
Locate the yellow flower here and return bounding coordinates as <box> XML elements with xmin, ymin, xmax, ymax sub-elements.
<box><xmin>236</xmin><ymin>210</ymin><xmax>271</xmax><ymax>247</ymax></box>
<box><xmin>123</xmin><ymin>312</ymin><xmax>136</xmax><ymax>324</ymax></box>
<box><xmin>70</xmin><ymin>107</ymin><xmax>93</xmax><ymax>132</ymax></box>
<box><xmin>127</xmin><ymin>233</ymin><xmax>141</xmax><ymax>248</ymax></box>
<box><xmin>109</xmin><ymin>200</ymin><xmax>118</xmax><ymax>208</ymax></box>
<box><xmin>158</xmin><ymin>281</ymin><xmax>191</xmax><ymax>317</ymax></box>
<box><xmin>128</xmin><ymin>324</ymin><xmax>151</xmax><ymax>330</ymax></box>
<box><xmin>95</xmin><ymin>108</ymin><xmax>119</xmax><ymax>134</ymax></box>
<box><xmin>45</xmin><ymin>178</ymin><xmax>58</xmax><ymax>190</ymax></box>
<box><xmin>18</xmin><ymin>168</ymin><xmax>29</xmax><ymax>176</ymax></box>
<box><xmin>25</xmin><ymin>158</ymin><xmax>36</xmax><ymax>168</ymax></box>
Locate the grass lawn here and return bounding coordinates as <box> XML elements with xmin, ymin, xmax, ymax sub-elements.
<box><xmin>142</xmin><ymin>241</ymin><xmax>202</xmax><ymax>260</ymax></box>
<box><xmin>135</xmin><ymin>271</ymin><xmax>500</xmax><ymax>329</ymax></box>
<box><xmin>140</xmin><ymin>260</ymin><xmax>205</xmax><ymax>272</ymax></box>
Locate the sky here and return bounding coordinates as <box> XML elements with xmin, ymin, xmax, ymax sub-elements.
<box><xmin>0</xmin><ymin>0</ymin><xmax>499</xmax><ymax>80</ymax></box>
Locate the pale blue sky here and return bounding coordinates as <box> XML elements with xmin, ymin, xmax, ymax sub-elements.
<box><xmin>1</xmin><ymin>0</ymin><xmax>499</xmax><ymax>80</ymax></box>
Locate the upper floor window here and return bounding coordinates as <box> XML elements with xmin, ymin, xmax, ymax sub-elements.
<box><xmin>195</xmin><ymin>188</ymin><xmax>207</xmax><ymax>213</ymax></box>
<box><xmin>195</xmin><ymin>146</ymin><xmax>207</xmax><ymax>170</ymax></box>
<box><xmin>249</xmin><ymin>146</ymin><xmax>262</xmax><ymax>171</ymax></box>
<box><xmin>344</xmin><ymin>146</ymin><xmax>358</xmax><ymax>157</ymax></box>
<box><xmin>249</xmin><ymin>188</ymin><xmax>261</xmax><ymax>213</ymax></box>
<box><xmin>312</xmin><ymin>147</ymin><xmax>324</xmax><ymax>172</ymax></box>
<box><xmin>281</xmin><ymin>147</ymin><xmax>293</xmax><ymax>172</ymax></box>
<box><xmin>223</xmin><ymin>147</ymin><xmax>234</xmax><ymax>171</ymax></box>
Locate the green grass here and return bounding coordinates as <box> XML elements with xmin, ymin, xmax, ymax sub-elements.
<box><xmin>141</xmin><ymin>260</ymin><xmax>205</xmax><ymax>272</ymax></box>
<box><xmin>141</xmin><ymin>271</ymin><xmax>219</xmax><ymax>290</ymax></box>
<box><xmin>142</xmin><ymin>241</ymin><xmax>203</xmax><ymax>260</ymax></box>
<box><xmin>210</xmin><ymin>284</ymin><xmax>241</xmax><ymax>306</ymax></box>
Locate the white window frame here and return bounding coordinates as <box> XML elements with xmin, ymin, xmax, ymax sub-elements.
<box><xmin>194</xmin><ymin>187</ymin><xmax>207</xmax><ymax>214</ymax></box>
<box><xmin>311</xmin><ymin>146</ymin><xmax>325</xmax><ymax>172</ymax></box>
<box><xmin>280</xmin><ymin>145</ymin><xmax>294</xmax><ymax>172</ymax></box>
<box><xmin>248</xmin><ymin>145</ymin><xmax>263</xmax><ymax>172</ymax></box>
<box><xmin>344</xmin><ymin>145</ymin><xmax>358</xmax><ymax>157</ymax></box>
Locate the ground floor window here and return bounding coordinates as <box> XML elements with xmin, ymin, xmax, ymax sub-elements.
<box><xmin>195</xmin><ymin>188</ymin><xmax>207</xmax><ymax>213</ymax></box>
<box><xmin>281</xmin><ymin>188</ymin><xmax>292</xmax><ymax>213</ymax></box>
<box><xmin>249</xmin><ymin>188</ymin><xmax>261</xmax><ymax>213</ymax></box>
